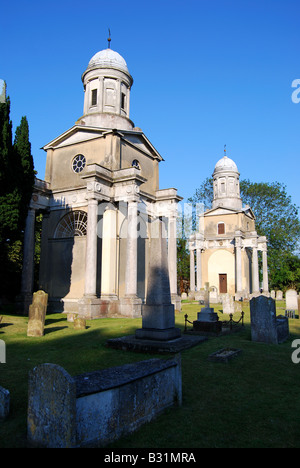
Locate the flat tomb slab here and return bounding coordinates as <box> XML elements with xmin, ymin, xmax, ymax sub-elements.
<box><xmin>106</xmin><ymin>334</ymin><xmax>207</xmax><ymax>354</ymax></box>
<box><xmin>74</xmin><ymin>358</ymin><xmax>177</xmax><ymax>397</ymax></box>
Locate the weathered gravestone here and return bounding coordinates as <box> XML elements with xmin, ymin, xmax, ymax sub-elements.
<box><xmin>27</xmin><ymin>363</ymin><xmax>76</xmax><ymax>448</ymax></box>
<box><xmin>27</xmin><ymin>290</ymin><xmax>48</xmax><ymax>337</ymax></box>
<box><xmin>285</xmin><ymin>289</ymin><xmax>298</xmax><ymax>311</ymax></box>
<box><xmin>250</xmin><ymin>295</ymin><xmax>289</xmax><ymax>344</ymax></box>
<box><xmin>74</xmin><ymin>317</ymin><xmax>86</xmax><ymax>330</ymax></box>
<box><xmin>276</xmin><ymin>290</ymin><xmax>283</xmax><ymax>301</ymax></box>
<box><xmin>221</xmin><ymin>293</ymin><xmax>235</xmax><ymax>315</ymax></box>
<box><xmin>271</xmin><ymin>290</ymin><xmax>276</xmax><ymax>299</ymax></box>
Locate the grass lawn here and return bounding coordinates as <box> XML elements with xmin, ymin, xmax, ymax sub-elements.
<box><xmin>0</xmin><ymin>300</ymin><xmax>300</xmax><ymax>448</ymax></box>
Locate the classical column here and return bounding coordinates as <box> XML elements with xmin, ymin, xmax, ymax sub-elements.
<box><xmin>262</xmin><ymin>249</ymin><xmax>269</xmax><ymax>293</ymax></box>
<box><xmin>235</xmin><ymin>238</ymin><xmax>243</xmax><ymax>296</ymax></box>
<box><xmin>196</xmin><ymin>248</ymin><xmax>202</xmax><ymax>291</ymax></box>
<box><xmin>168</xmin><ymin>215</ymin><xmax>177</xmax><ymax>297</ymax></box>
<box><xmin>21</xmin><ymin>208</ymin><xmax>36</xmax><ymax>298</ymax></box>
<box><xmin>84</xmin><ymin>198</ymin><xmax>98</xmax><ymax>297</ymax></box>
<box><xmin>125</xmin><ymin>200</ymin><xmax>138</xmax><ymax>297</ymax></box>
<box><xmin>190</xmin><ymin>248</ymin><xmax>195</xmax><ymax>292</ymax></box>
<box><xmin>101</xmin><ymin>205</ymin><xmax>117</xmax><ymax>299</ymax></box>
<box><xmin>252</xmin><ymin>246</ymin><xmax>260</xmax><ymax>294</ymax></box>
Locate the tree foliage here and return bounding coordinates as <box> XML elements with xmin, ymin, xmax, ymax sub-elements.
<box><xmin>0</xmin><ymin>90</ymin><xmax>35</xmax><ymax>299</ymax></box>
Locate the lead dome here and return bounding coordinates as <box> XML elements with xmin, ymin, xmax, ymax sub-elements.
<box><xmin>86</xmin><ymin>48</ymin><xmax>130</xmax><ymax>75</ymax></box>
<box><xmin>214</xmin><ymin>155</ymin><xmax>239</xmax><ymax>174</ymax></box>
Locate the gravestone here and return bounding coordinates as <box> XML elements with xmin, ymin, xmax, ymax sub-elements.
<box><xmin>27</xmin><ymin>363</ymin><xmax>77</xmax><ymax>448</ymax></box>
<box><xmin>74</xmin><ymin>317</ymin><xmax>86</xmax><ymax>330</ymax></box>
<box><xmin>250</xmin><ymin>295</ymin><xmax>289</xmax><ymax>344</ymax></box>
<box><xmin>234</xmin><ymin>301</ymin><xmax>243</xmax><ymax>314</ymax></box>
<box><xmin>209</xmin><ymin>287</ymin><xmax>219</xmax><ymax>304</ymax></box>
<box><xmin>27</xmin><ymin>290</ymin><xmax>48</xmax><ymax>337</ymax></box>
<box><xmin>135</xmin><ymin>218</ymin><xmax>181</xmax><ymax>341</ymax></box>
<box><xmin>221</xmin><ymin>294</ymin><xmax>234</xmax><ymax>315</ymax></box>
<box><xmin>286</xmin><ymin>289</ymin><xmax>298</xmax><ymax>311</ymax></box>
<box><xmin>181</xmin><ymin>292</ymin><xmax>187</xmax><ymax>300</ymax></box>
<box><xmin>276</xmin><ymin>290</ymin><xmax>283</xmax><ymax>301</ymax></box>
<box><xmin>193</xmin><ymin>282</ymin><xmax>221</xmax><ymax>333</ymax></box>
<box><xmin>271</xmin><ymin>290</ymin><xmax>276</xmax><ymax>299</ymax></box>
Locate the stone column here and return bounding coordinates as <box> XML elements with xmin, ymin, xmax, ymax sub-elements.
<box><xmin>262</xmin><ymin>249</ymin><xmax>269</xmax><ymax>293</ymax></box>
<box><xmin>168</xmin><ymin>215</ymin><xmax>177</xmax><ymax>298</ymax></box>
<box><xmin>252</xmin><ymin>246</ymin><xmax>260</xmax><ymax>294</ymax></box>
<box><xmin>125</xmin><ymin>200</ymin><xmax>138</xmax><ymax>297</ymax></box>
<box><xmin>20</xmin><ymin>208</ymin><xmax>36</xmax><ymax>312</ymax></box>
<box><xmin>101</xmin><ymin>205</ymin><xmax>117</xmax><ymax>299</ymax></box>
<box><xmin>196</xmin><ymin>248</ymin><xmax>202</xmax><ymax>291</ymax></box>
<box><xmin>235</xmin><ymin>238</ymin><xmax>243</xmax><ymax>297</ymax></box>
<box><xmin>84</xmin><ymin>198</ymin><xmax>98</xmax><ymax>297</ymax></box>
<box><xmin>190</xmin><ymin>249</ymin><xmax>195</xmax><ymax>293</ymax></box>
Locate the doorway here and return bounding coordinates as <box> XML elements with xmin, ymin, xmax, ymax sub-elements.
<box><xmin>219</xmin><ymin>274</ymin><xmax>227</xmax><ymax>293</ymax></box>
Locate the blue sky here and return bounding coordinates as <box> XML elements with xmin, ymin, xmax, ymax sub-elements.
<box><xmin>1</xmin><ymin>0</ymin><xmax>300</xmax><ymax>213</ymax></box>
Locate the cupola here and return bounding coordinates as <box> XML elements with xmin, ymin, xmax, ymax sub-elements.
<box><xmin>212</xmin><ymin>150</ymin><xmax>243</xmax><ymax>211</ymax></box>
<box><xmin>79</xmin><ymin>46</ymin><xmax>134</xmax><ymax>130</ymax></box>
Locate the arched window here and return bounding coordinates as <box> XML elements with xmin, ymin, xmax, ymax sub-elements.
<box><xmin>54</xmin><ymin>211</ymin><xmax>88</xmax><ymax>238</ymax></box>
<box><xmin>132</xmin><ymin>159</ymin><xmax>140</xmax><ymax>169</ymax></box>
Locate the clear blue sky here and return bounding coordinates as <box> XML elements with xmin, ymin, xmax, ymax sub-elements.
<box><xmin>1</xmin><ymin>0</ymin><xmax>300</xmax><ymax>212</ymax></box>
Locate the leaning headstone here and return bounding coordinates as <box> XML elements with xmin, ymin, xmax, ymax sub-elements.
<box><xmin>27</xmin><ymin>290</ymin><xmax>48</xmax><ymax>337</ymax></box>
<box><xmin>250</xmin><ymin>295</ymin><xmax>289</xmax><ymax>344</ymax></box>
<box><xmin>221</xmin><ymin>294</ymin><xmax>234</xmax><ymax>315</ymax></box>
<box><xmin>135</xmin><ymin>218</ymin><xmax>181</xmax><ymax>341</ymax></box>
<box><xmin>0</xmin><ymin>386</ymin><xmax>10</xmax><ymax>419</ymax></box>
<box><xmin>286</xmin><ymin>289</ymin><xmax>298</xmax><ymax>311</ymax></box>
<box><xmin>27</xmin><ymin>363</ymin><xmax>77</xmax><ymax>448</ymax></box>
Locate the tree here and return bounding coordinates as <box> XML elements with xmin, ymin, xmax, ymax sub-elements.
<box><xmin>187</xmin><ymin>178</ymin><xmax>300</xmax><ymax>291</ymax></box>
<box><xmin>13</xmin><ymin>116</ymin><xmax>35</xmax><ymax>231</ymax></box>
<box><xmin>0</xmin><ymin>89</ymin><xmax>35</xmax><ymax>300</ymax></box>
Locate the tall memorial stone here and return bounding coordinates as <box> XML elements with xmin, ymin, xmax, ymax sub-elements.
<box><xmin>135</xmin><ymin>218</ymin><xmax>181</xmax><ymax>341</ymax></box>
<box><xmin>27</xmin><ymin>290</ymin><xmax>48</xmax><ymax>337</ymax></box>
<box><xmin>250</xmin><ymin>295</ymin><xmax>289</xmax><ymax>344</ymax></box>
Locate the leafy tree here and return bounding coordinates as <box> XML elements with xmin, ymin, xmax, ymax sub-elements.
<box><xmin>0</xmin><ymin>89</ymin><xmax>35</xmax><ymax>300</ymax></box>
<box><xmin>187</xmin><ymin>178</ymin><xmax>300</xmax><ymax>291</ymax></box>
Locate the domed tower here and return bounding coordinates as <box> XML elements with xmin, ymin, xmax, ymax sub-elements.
<box><xmin>79</xmin><ymin>47</ymin><xmax>134</xmax><ymax>130</ymax></box>
<box><xmin>212</xmin><ymin>152</ymin><xmax>242</xmax><ymax>211</ymax></box>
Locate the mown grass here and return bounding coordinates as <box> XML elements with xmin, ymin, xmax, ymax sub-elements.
<box><xmin>0</xmin><ymin>300</ymin><xmax>300</xmax><ymax>448</ymax></box>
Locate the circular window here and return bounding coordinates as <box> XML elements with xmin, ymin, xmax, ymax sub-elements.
<box><xmin>72</xmin><ymin>154</ymin><xmax>86</xmax><ymax>173</ymax></box>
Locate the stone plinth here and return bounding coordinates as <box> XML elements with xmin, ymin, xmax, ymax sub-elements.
<box><xmin>193</xmin><ymin>307</ymin><xmax>221</xmax><ymax>334</ymax></box>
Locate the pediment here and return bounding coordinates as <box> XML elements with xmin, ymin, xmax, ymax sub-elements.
<box><xmin>42</xmin><ymin>125</ymin><xmax>106</xmax><ymax>150</ymax></box>
<box><xmin>42</xmin><ymin>126</ymin><xmax>163</xmax><ymax>161</ymax></box>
